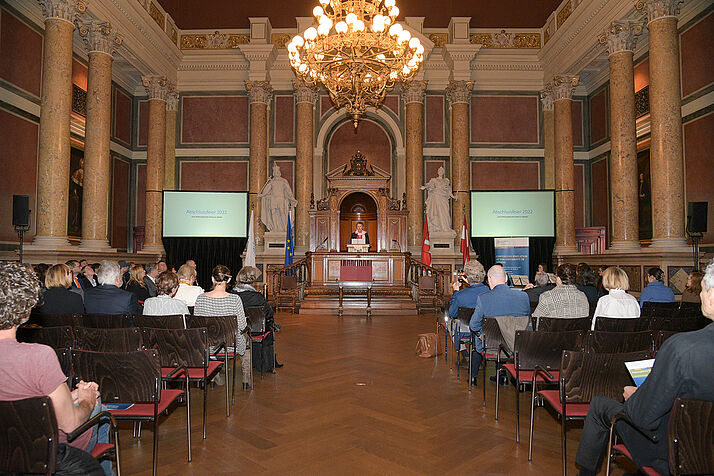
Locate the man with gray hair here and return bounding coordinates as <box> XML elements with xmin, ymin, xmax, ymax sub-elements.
<box><xmin>574</xmin><ymin>259</ymin><xmax>714</xmax><ymax>476</ymax></box>
<box><xmin>143</xmin><ymin>263</ymin><xmax>158</xmax><ymax>297</ymax></box>
<box><xmin>523</xmin><ymin>271</ymin><xmax>555</xmax><ymax>303</ymax></box>
<box><xmin>448</xmin><ymin>259</ymin><xmax>489</xmax><ymax>363</ymax></box>
<box><xmin>84</xmin><ymin>260</ymin><xmax>142</xmax><ymax>315</ymax></box>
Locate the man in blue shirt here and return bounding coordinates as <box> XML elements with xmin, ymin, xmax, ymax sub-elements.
<box><xmin>469</xmin><ymin>264</ymin><xmax>531</xmax><ymax>384</ymax></box>
<box><xmin>448</xmin><ymin>259</ymin><xmax>489</xmax><ymax>364</ymax></box>
<box><xmin>638</xmin><ymin>267</ymin><xmax>675</xmax><ymax>308</ymax></box>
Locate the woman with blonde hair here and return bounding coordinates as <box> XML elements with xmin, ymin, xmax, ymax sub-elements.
<box><xmin>174</xmin><ymin>264</ymin><xmax>204</xmax><ymax>307</ymax></box>
<box><xmin>123</xmin><ymin>264</ymin><xmax>150</xmax><ymax>304</ymax></box>
<box><xmin>35</xmin><ymin>263</ymin><xmax>85</xmax><ymax>314</ymax></box>
<box><xmin>591</xmin><ymin>266</ymin><xmax>640</xmax><ymax>330</ymax></box>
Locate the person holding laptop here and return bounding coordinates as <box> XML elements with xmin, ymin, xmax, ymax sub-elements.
<box><xmin>350</xmin><ymin>222</ymin><xmax>369</xmax><ymax>245</ymax></box>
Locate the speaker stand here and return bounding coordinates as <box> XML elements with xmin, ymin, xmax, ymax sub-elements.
<box><xmin>15</xmin><ymin>226</ymin><xmax>29</xmax><ymax>263</ymax></box>
<box><xmin>689</xmin><ymin>233</ymin><xmax>702</xmax><ymax>271</ymax></box>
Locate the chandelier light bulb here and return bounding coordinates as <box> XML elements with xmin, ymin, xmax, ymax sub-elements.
<box><xmin>345</xmin><ymin>13</ymin><xmax>357</xmax><ymax>25</ymax></box>
<box><xmin>385</xmin><ymin>0</ymin><xmax>395</xmax><ymax>7</ymax></box>
<box><xmin>335</xmin><ymin>21</ymin><xmax>348</xmax><ymax>34</ymax></box>
<box><xmin>388</xmin><ymin>23</ymin><xmax>402</xmax><ymax>37</ymax></box>
<box><xmin>353</xmin><ymin>19</ymin><xmax>365</xmax><ymax>31</ymax></box>
<box><xmin>304</xmin><ymin>27</ymin><xmax>318</xmax><ymax>41</ymax></box>
<box><xmin>389</xmin><ymin>6</ymin><xmax>399</xmax><ymax>17</ymax></box>
<box><xmin>397</xmin><ymin>29</ymin><xmax>411</xmax><ymax>44</ymax></box>
<box><xmin>298</xmin><ymin>63</ymin><xmax>307</xmax><ymax>73</ymax></box>
<box><xmin>313</xmin><ymin>6</ymin><xmax>324</xmax><ymax>18</ymax></box>
<box><xmin>383</xmin><ymin>15</ymin><xmax>392</xmax><ymax>25</ymax></box>
<box><xmin>377</xmin><ymin>53</ymin><xmax>386</xmax><ymax>60</ymax></box>
<box><xmin>402</xmin><ymin>65</ymin><xmax>410</xmax><ymax>75</ymax></box>
<box><xmin>317</xmin><ymin>23</ymin><xmax>330</xmax><ymax>36</ymax></box>
<box><xmin>409</xmin><ymin>37</ymin><xmax>420</xmax><ymax>49</ymax></box>
<box><xmin>292</xmin><ymin>35</ymin><xmax>304</xmax><ymax>47</ymax></box>
<box><xmin>415</xmin><ymin>44</ymin><xmax>424</xmax><ymax>54</ymax></box>
<box><xmin>319</xmin><ymin>0</ymin><xmax>329</xmax><ymax>5</ymax></box>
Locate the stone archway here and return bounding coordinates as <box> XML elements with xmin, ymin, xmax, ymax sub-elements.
<box><xmin>339</xmin><ymin>191</ymin><xmax>378</xmax><ymax>251</ymax></box>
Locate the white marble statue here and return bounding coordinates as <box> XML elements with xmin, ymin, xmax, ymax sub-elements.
<box><xmin>421</xmin><ymin>166</ymin><xmax>456</xmax><ymax>233</ymax></box>
<box><xmin>258</xmin><ymin>164</ymin><xmax>297</xmax><ymax>232</ymax></box>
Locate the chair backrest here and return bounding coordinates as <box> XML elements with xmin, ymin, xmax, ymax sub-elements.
<box><xmin>54</xmin><ymin>348</ymin><xmax>73</xmax><ymax>384</ymax></box>
<box><xmin>515</xmin><ymin>330</ymin><xmax>585</xmax><ymax>371</ymax></box>
<box><xmin>245</xmin><ymin>307</ymin><xmax>267</xmax><ymax>334</ymax></box>
<box><xmin>418</xmin><ymin>275</ymin><xmax>435</xmax><ymax>291</ymax></box>
<box><xmin>280</xmin><ymin>275</ymin><xmax>297</xmax><ymax>291</ymax></box>
<box><xmin>141</xmin><ymin>327</ymin><xmax>208</xmax><ymax>368</ymax></box>
<box><xmin>187</xmin><ymin>315</ymin><xmax>238</xmax><ymax>348</ymax></box>
<box><xmin>537</xmin><ymin>316</ymin><xmax>591</xmax><ymax>332</ymax></box>
<box><xmin>74</xmin><ymin>327</ymin><xmax>143</xmax><ymax>352</ymax></box>
<box><xmin>594</xmin><ymin>317</ymin><xmax>649</xmax><ymax>332</ymax></box>
<box><xmin>28</xmin><ymin>313</ymin><xmax>81</xmax><ymax>327</ymax></box>
<box><xmin>135</xmin><ymin>314</ymin><xmax>186</xmax><ymax>329</ymax></box>
<box><xmin>72</xmin><ymin>349</ymin><xmax>160</xmax><ymax>403</ymax></box>
<box><xmin>82</xmin><ymin>314</ymin><xmax>134</xmax><ymax>328</ymax></box>
<box><xmin>653</xmin><ymin>330</ymin><xmax>678</xmax><ymax>355</ymax></box>
<box><xmin>648</xmin><ymin>316</ymin><xmax>702</xmax><ymax>333</ymax></box>
<box><xmin>0</xmin><ymin>396</ymin><xmax>58</xmax><ymax>474</ymax></box>
<box><xmin>16</xmin><ymin>325</ymin><xmax>74</xmax><ymax>349</ymax></box>
<box><xmin>668</xmin><ymin>398</ymin><xmax>714</xmax><ymax>476</ymax></box>
<box><xmin>456</xmin><ymin>307</ymin><xmax>474</xmax><ymax>329</ymax></box>
<box><xmin>641</xmin><ymin>301</ymin><xmax>679</xmax><ymax>317</ymax></box>
<box><xmin>560</xmin><ymin>350</ymin><xmax>651</xmax><ymax>403</ymax></box>
<box><xmin>584</xmin><ymin>330</ymin><xmax>654</xmax><ymax>354</ymax></box>
<box><xmin>481</xmin><ymin>317</ymin><xmax>506</xmax><ymax>355</ymax></box>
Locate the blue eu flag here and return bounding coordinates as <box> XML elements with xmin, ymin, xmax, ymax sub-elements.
<box><xmin>284</xmin><ymin>213</ymin><xmax>294</xmax><ymax>268</ymax></box>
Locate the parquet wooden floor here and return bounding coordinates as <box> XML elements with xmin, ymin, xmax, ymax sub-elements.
<box><xmin>118</xmin><ymin>313</ymin><xmax>636</xmax><ymax>475</ymax></box>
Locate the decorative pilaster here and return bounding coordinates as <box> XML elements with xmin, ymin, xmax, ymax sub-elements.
<box><xmin>601</xmin><ymin>21</ymin><xmax>643</xmax><ymax>252</ymax></box>
<box><xmin>446</xmin><ymin>80</ymin><xmax>473</xmax><ymax>245</ymax></box>
<box><xmin>541</xmin><ymin>85</ymin><xmax>555</xmax><ymax>191</ymax></box>
<box><xmin>247</xmin><ymin>80</ymin><xmax>273</xmax><ymax>245</ymax></box>
<box><xmin>403</xmin><ymin>80</ymin><xmax>428</xmax><ymax>247</ymax></box>
<box><xmin>141</xmin><ymin>75</ymin><xmax>168</xmax><ymax>254</ymax></box>
<box><xmin>293</xmin><ymin>80</ymin><xmax>317</xmax><ymax>249</ymax></box>
<box><xmin>77</xmin><ymin>20</ymin><xmax>121</xmax><ymax>250</ymax></box>
<box><xmin>164</xmin><ymin>88</ymin><xmax>179</xmax><ymax>190</ymax></box>
<box><xmin>552</xmin><ymin>74</ymin><xmax>579</xmax><ymax>254</ymax></box>
<box><xmin>638</xmin><ymin>0</ymin><xmax>687</xmax><ymax>249</ymax></box>
<box><xmin>32</xmin><ymin>0</ymin><xmax>83</xmax><ymax>249</ymax></box>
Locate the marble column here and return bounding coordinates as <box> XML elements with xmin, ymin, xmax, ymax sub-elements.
<box><xmin>141</xmin><ymin>75</ymin><xmax>168</xmax><ymax>254</ymax></box>
<box><xmin>247</xmin><ymin>80</ymin><xmax>273</xmax><ymax>246</ymax></box>
<box><xmin>643</xmin><ymin>0</ymin><xmax>687</xmax><ymax>249</ymax></box>
<box><xmin>446</xmin><ymin>80</ymin><xmax>473</xmax><ymax>245</ymax></box>
<box><xmin>78</xmin><ymin>20</ymin><xmax>121</xmax><ymax>250</ymax></box>
<box><xmin>552</xmin><ymin>75</ymin><xmax>579</xmax><ymax>254</ymax></box>
<box><xmin>403</xmin><ymin>80</ymin><xmax>428</xmax><ymax>247</ymax></box>
<box><xmin>33</xmin><ymin>0</ymin><xmax>83</xmax><ymax>248</ymax></box>
<box><xmin>164</xmin><ymin>89</ymin><xmax>179</xmax><ymax>190</ymax></box>
<box><xmin>541</xmin><ymin>86</ymin><xmax>555</xmax><ymax>190</ymax></box>
<box><xmin>603</xmin><ymin>20</ymin><xmax>643</xmax><ymax>251</ymax></box>
<box><xmin>293</xmin><ymin>80</ymin><xmax>317</xmax><ymax>249</ymax></box>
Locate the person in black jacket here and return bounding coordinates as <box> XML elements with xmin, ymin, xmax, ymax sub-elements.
<box><xmin>123</xmin><ymin>264</ymin><xmax>150</xmax><ymax>304</ymax></box>
<box><xmin>84</xmin><ymin>260</ymin><xmax>142</xmax><ymax>315</ymax></box>
<box><xmin>35</xmin><ymin>264</ymin><xmax>85</xmax><ymax>315</ymax></box>
<box><xmin>231</xmin><ymin>266</ymin><xmax>282</xmax><ymax>369</ymax></box>
<box><xmin>576</xmin><ymin>263</ymin><xmax>599</xmax><ymax>305</ymax></box>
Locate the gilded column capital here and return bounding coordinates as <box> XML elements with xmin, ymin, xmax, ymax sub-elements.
<box><xmin>246</xmin><ymin>80</ymin><xmax>273</xmax><ymax>105</ymax></box>
<box><xmin>38</xmin><ymin>0</ymin><xmax>85</xmax><ymax>24</ymax></box>
<box><xmin>540</xmin><ymin>84</ymin><xmax>554</xmax><ymax>111</ymax></box>
<box><xmin>141</xmin><ymin>75</ymin><xmax>169</xmax><ymax>101</ymax></box>
<box><xmin>552</xmin><ymin>75</ymin><xmax>579</xmax><ymax>101</ymax></box>
<box><xmin>78</xmin><ymin>20</ymin><xmax>123</xmax><ymax>56</ymax></box>
<box><xmin>292</xmin><ymin>80</ymin><xmax>318</xmax><ymax>105</ymax></box>
<box><xmin>636</xmin><ymin>0</ymin><xmax>683</xmax><ymax>23</ymax></box>
<box><xmin>599</xmin><ymin>20</ymin><xmax>643</xmax><ymax>56</ymax></box>
<box><xmin>165</xmin><ymin>87</ymin><xmax>179</xmax><ymax>111</ymax></box>
<box><xmin>402</xmin><ymin>80</ymin><xmax>428</xmax><ymax>105</ymax></box>
<box><xmin>445</xmin><ymin>80</ymin><xmax>473</xmax><ymax>107</ymax></box>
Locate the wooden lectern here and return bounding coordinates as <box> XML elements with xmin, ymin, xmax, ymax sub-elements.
<box><xmin>346</xmin><ymin>243</ymin><xmax>370</xmax><ymax>253</ymax></box>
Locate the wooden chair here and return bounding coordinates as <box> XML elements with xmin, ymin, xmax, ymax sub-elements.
<box><xmin>416</xmin><ymin>275</ymin><xmax>440</xmax><ymax>314</ymax></box>
<box><xmin>245</xmin><ymin>306</ymin><xmax>274</xmax><ymax>382</ymax></box>
<box><xmin>648</xmin><ymin>316</ymin><xmax>702</xmax><ymax>333</ymax></box>
<box><xmin>653</xmin><ymin>330</ymin><xmax>678</xmax><ymax>355</ymax></box>
<box><xmin>536</xmin><ymin>316</ymin><xmax>591</xmax><ymax>332</ymax></box>
<box><xmin>0</xmin><ymin>396</ymin><xmax>120</xmax><ymax>476</ymax></box>
<box><xmin>593</xmin><ymin>317</ymin><xmax>650</xmax><ymax>332</ymax></box>
<box><xmin>72</xmin><ymin>349</ymin><xmax>189</xmax><ymax>476</ymax></box>
<box><xmin>141</xmin><ymin>327</ymin><xmax>224</xmax><ymax>439</ymax></box>
<box><xmin>584</xmin><ymin>330</ymin><xmax>654</xmax><ymax>354</ymax></box>
<box><xmin>188</xmin><ymin>314</ymin><xmax>240</xmax><ymax>403</ymax></box>
<box><xmin>74</xmin><ymin>327</ymin><xmax>143</xmax><ymax>352</ymax></box>
<box><xmin>54</xmin><ymin>348</ymin><xmax>73</xmax><ymax>386</ymax></box>
<box><xmin>476</xmin><ymin>317</ymin><xmax>509</xmax><ymax>407</ymax></box>
<box><xmin>27</xmin><ymin>313</ymin><xmax>81</xmax><ymax>327</ymax></box>
<box><xmin>16</xmin><ymin>325</ymin><xmax>74</xmax><ymax>349</ymax></box>
<box><xmin>135</xmin><ymin>314</ymin><xmax>186</xmax><ymax>329</ymax></box>
<box><xmin>606</xmin><ymin>398</ymin><xmax>714</xmax><ymax>476</ymax></box>
<box><xmin>531</xmin><ymin>350</ymin><xmax>651</xmax><ymax>476</ymax></box>
<box><xmin>82</xmin><ymin>314</ymin><xmax>134</xmax><ymax>329</ymax></box>
<box><xmin>274</xmin><ymin>275</ymin><xmax>299</xmax><ymax>313</ymax></box>
<box><xmin>497</xmin><ymin>330</ymin><xmax>585</xmax><ymax>444</ymax></box>
<box><xmin>641</xmin><ymin>301</ymin><xmax>679</xmax><ymax>318</ymax></box>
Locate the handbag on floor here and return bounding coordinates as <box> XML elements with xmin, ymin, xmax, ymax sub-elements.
<box><xmin>415</xmin><ymin>332</ymin><xmax>440</xmax><ymax>358</ymax></box>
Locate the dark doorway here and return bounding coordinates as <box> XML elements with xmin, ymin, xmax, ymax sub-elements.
<box><xmin>339</xmin><ymin>192</ymin><xmax>377</xmax><ymax>251</ymax></box>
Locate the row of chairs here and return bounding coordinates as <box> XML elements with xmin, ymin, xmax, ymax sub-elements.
<box><xmin>537</xmin><ymin>315</ymin><xmax>708</xmax><ymax>333</ymax></box>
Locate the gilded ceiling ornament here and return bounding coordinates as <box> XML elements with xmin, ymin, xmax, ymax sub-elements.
<box><xmin>78</xmin><ymin>20</ymin><xmax>123</xmax><ymax>56</ymax></box>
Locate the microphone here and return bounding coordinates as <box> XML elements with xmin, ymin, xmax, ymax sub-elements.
<box><xmin>316</xmin><ymin>236</ymin><xmax>328</xmax><ymax>251</ymax></box>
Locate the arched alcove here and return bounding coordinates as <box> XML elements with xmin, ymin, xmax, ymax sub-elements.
<box><xmin>327</xmin><ymin>119</ymin><xmax>392</xmax><ymax>172</ymax></box>
<box><xmin>339</xmin><ymin>191</ymin><xmax>378</xmax><ymax>251</ymax></box>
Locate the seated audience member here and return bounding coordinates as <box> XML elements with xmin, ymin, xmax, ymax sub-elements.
<box><xmin>522</xmin><ymin>272</ymin><xmax>555</xmax><ymax>303</ymax></box>
<box><xmin>156</xmin><ymin>260</ymin><xmax>168</xmax><ymax>274</ymax></box>
<box><xmin>185</xmin><ymin>259</ymin><xmax>197</xmax><ymax>269</ymax></box>
<box><xmin>681</xmin><ymin>270</ymin><xmax>703</xmax><ymax>303</ymax></box>
<box><xmin>123</xmin><ymin>264</ymin><xmax>150</xmax><ymax>304</ymax></box>
<box><xmin>81</xmin><ymin>264</ymin><xmax>98</xmax><ymax>288</ymax></box>
<box><xmin>232</xmin><ymin>266</ymin><xmax>283</xmax><ymax>368</ymax></box>
<box><xmin>84</xmin><ymin>260</ymin><xmax>142</xmax><ymax>315</ymax></box>
<box><xmin>638</xmin><ymin>267</ymin><xmax>675</xmax><ymax>308</ymax></box>
<box><xmin>35</xmin><ymin>263</ymin><xmax>85</xmax><ymax>315</ymax></box>
<box><xmin>34</xmin><ymin>263</ymin><xmax>50</xmax><ymax>293</ymax></box>
<box><xmin>574</xmin><ymin>259</ymin><xmax>714</xmax><ymax>476</ymax></box>
<box><xmin>143</xmin><ymin>264</ymin><xmax>159</xmax><ymax>297</ymax></box>
<box><xmin>174</xmin><ymin>264</ymin><xmax>204</xmax><ymax>307</ymax></box>
<box><xmin>575</xmin><ymin>263</ymin><xmax>599</xmax><ymax>304</ymax></box>
<box><xmin>118</xmin><ymin>260</ymin><xmax>130</xmax><ymax>287</ymax></box>
<box><xmin>596</xmin><ymin>264</ymin><xmax>609</xmax><ymax>298</ymax></box>
<box><xmin>591</xmin><ymin>267</ymin><xmax>640</xmax><ymax>330</ymax></box>
<box><xmin>66</xmin><ymin>259</ymin><xmax>84</xmax><ymax>291</ymax></box>
<box><xmin>194</xmin><ymin>265</ymin><xmax>251</xmax><ymax>389</ymax></box>
<box><xmin>448</xmin><ymin>259</ymin><xmax>488</xmax><ymax>361</ymax></box>
<box><xmin>533</xmin><ymin>263</ymin><xmax>589</xmax><ymax>321</ymax></box>
<box><xmin>143</xmin><ymin>271</ymin><xmax>190</xmax><ymax>317</ymax></box>
<box><xmin>469</xmin><ymin>264</ymin><xmax>531</xmax><ymax>385</ymax></box>
<box><xmin>0</xmin><ymin>261</ymin><xmax>110</xmax><ymax>476</ymax></box>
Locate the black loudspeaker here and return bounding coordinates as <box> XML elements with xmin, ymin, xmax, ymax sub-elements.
<box><xmin>687</xmin><ymin>201</ymin><xmax>708</xmax><ymax>234</ymax></box>
<box><xmin>12</xmin><ymin>195</ymin><xmax>30</xmax><ymax>228</ymax></box>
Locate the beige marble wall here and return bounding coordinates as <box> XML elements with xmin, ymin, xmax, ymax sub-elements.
<box><xmin>294</xmin><ymin>81</ymin><xmax>316</xmax><ymax>248</ymax></box>
<box><xmin>404</xmin><ymin>81</ymin><xmax>427</xmax><ymax>246</ymax></box>
<box><xmin>446</xmin><ymin>81</ymin><xmax>472</xmax><ymax>244</ymax></box>
<box><xmin>541</xmin><ymin>89</ymin><xmax>555</xmax><ymax>190</ymax></box>
<box><xmin>247</xmin><ymin>81</ymin><xmax>272</xmax><ymax>246</ymax></box>
<box><xmin>164</xmin><ymin>90</ymin><xmax>179</xmax><ymax>190</ymax></box>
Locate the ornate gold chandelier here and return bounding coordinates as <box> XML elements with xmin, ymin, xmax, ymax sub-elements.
<box><xmin>287</xmin><ymin>0</ymin><xmax>425</xmax><ymax>127</ymax></box>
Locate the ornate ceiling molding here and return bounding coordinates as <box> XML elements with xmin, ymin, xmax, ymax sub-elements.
<box><xmin>470</xmin><ymin>31</ymin><xmax>541</xmax><ymax>49</ymax></box>
<box><xmin>180</xmin><ymin>31</ymin><xmax>250</xmax><ymax>49</ymax></box>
